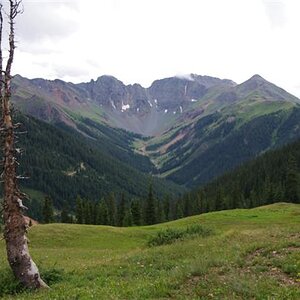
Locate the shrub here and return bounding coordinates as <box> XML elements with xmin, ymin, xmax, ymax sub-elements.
<box><xmin>148</xmin><ymin>224</ymin><xmax>214</xmax><ymax>247</ymax></box>
<box><xmin>186</xmin><ymin>224</ymin><xmax>214</xmax><ymax>237</ymax></box>
<box><xmin>148</xmin><ymin>228</ymin><xmax>184</xmax><ymax>246</ymax></box>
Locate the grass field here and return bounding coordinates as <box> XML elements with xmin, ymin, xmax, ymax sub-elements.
<box><xmin>0</xmin><ymin>203</ymin><xmax>299</xmax><ymax>299</ymax></box>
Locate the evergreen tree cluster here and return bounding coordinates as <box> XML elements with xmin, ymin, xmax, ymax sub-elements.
<box><xmin>38</xmin><ymin>183</ymin><xmax>190</xmax><ymax>226</ymax></box>
<box><xmin>182</xmin><ymin>139</ymin><xmax>300</xmax><ymax>214</ymax></box>
<box><xmin>74</xmin><ymin>188</ymin><xmax>175</xmax><ymax>226</ymax></box>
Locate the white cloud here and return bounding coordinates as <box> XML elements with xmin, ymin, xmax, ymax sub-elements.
<box><xmin>175</xmin><ymin>74</ymin><xmax>194</xmax><ymax>81</ymax></box>
<box><xmin>262</xmin><ymin>0</ymin><xmax>287</xmax><ymax>28</ymax></box>
<box><xmin>8</xmin><ymin>0</ymin><xmax>300</xmax><ymax>97</ymax></box>
<box><xmin>16</xmin><ymin>0</ymin><xmax>80</xmax><ymax>42</ymax></box>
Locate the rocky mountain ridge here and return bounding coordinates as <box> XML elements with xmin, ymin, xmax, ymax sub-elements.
<box><xmin>12</xmin><ymin>73</ymin><xmax>299</xmax><ymax>137</ymax></box>
<box><xmin>12</xmin><ymin>73</ymin><xmax>239</xmax><ymax>135</ymax></box>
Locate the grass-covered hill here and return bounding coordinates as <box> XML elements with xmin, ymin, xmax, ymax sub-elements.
<box><xmin>0</xmin><ymin>203</ymin><xmax>299</xmax><ymax>299</ymax></box>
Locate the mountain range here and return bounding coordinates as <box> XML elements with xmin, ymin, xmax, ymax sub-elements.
<box><xmin>11</xmin><ymin>73</ymin><xmax>300</xmax><ymax>205</ymax></box>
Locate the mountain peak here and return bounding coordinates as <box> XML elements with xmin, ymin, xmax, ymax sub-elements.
<box><xmin>236</xmin><ymin>74</ymin><xmax>299</xmax><ymax>103</ymax></box>
<box><xmin>96</xmin><ymin>75</ymin><xmax>121</xmax><ymax>83</ymax></box>
<box><xmin>249</xmin><ymin>74</ymin><xmax>266</xmax><ymax>82</ymax></box>
<box><xmin>238</xmin><ymin>74</ymin><xmax>268</xmax><ymax>92</ymax></box>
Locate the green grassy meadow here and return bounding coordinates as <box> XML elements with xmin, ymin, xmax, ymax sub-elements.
<box><xmin>0</xmin><ymin>203</ymin><xmax>299</xmax><ymax>299</ymax></box>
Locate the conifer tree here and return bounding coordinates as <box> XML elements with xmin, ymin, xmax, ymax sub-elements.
<box><xmin>163</xmin><ymin>195</ymin><xmax>171</xmax><ymax>221</ymax></box>
<box><xmin>194</xmin><ymin>193</ymin><xmax>203</xmax><ymax>214</ymax></box>
<box><xmin>92</xmin><ymin>201</ymin><xmax>99</xmax><ymax>225</ymax></box>
<box><xmin>145</xmin><ymin>183</ymin><xmax>156</xmax><ymax>225</ymax></box>
<box><xmin>98</xmin><ymin>199</ymin><xmax>109</xmax><ymax>225</ymax></box>
<box><xmin>156</xmin><ymin>199</ymin><xmax>166</xmax><ymax>224</ymax></box>
<box><xmin>83</xmin><ymin>201</ymin><xmax>92</xmax><ymax>224</ymax></box>
<box><xmin>175</xmin><ymin>199</ymin><xmax>184</xmax><ymax>219</ymax></box>
<box><xmin>183</xmin><ymin>194</ymin><xmax>192</xmax><ymax>217</ymax></box>
<box><xmin>131</xmin><ymin>199</ymin><xmax>142</xmax><ymax>226</ymax></box>
<box><xmin>285</xmin><ymin>154</ymin><xmax>299</xmax><ymax>203</ymax></box>
<box><xmin>215</xmin><ymin>187</ymin><xmax>225</xmax><ymax>211</ymax></box>
<box><xmin>118</xmin><ymin>192</ymin><xmax>126</xmax><ymax>226</ymax></box>
<box><xmin>42</xmin><ymin>196</ymin><xmax>54</xmax><ymax>223</ymax></box>
<box><xmin>106</xmin><ymin>193</ymin><xmax>117</xmax><ymax>225</ymax></box>
<box><xmin>75</xmin><ymin>195</ymin><xmax>83</xmax><ymax>224</ymax></box>
<box><xmin>60</xmin><ymin>202</ymin><xmax>70</xmax><ymax>223</ymax></box>
<box><xmin>123</xmin><ymin>205</ymin><xmax>133</xmax><ymax>227</ymax></box>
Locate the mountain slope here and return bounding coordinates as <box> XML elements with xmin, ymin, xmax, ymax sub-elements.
<box><xmin>15</xmin><ymin>114</ymin><xmax>184</xmax><ymax>208</ymax></box>
<box><xmin>186</xmin><ymin>137</ymin><xmax>300</xmax><ymax>213</ymax></box>
<box><xmin>143</xmin><ymin>75</ymin><xmax>300</xmax><ymax>187</ymax></box>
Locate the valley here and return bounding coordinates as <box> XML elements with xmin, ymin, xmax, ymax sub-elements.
<box><xmin>10</xmin><ymin>73</ymin><xmax>300</xmax><ymax>204</ymax></box>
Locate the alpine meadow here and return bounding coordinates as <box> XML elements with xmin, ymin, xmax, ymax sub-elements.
<box><xmin>0</xmin><ymin>0</ymin><xmax>299</xmax><ymax>299</ymax></box>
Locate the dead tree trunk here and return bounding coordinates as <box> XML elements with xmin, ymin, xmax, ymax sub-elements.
<box><xmin>1</xmin><ymin>0</ymin><xmax>48</xmax><ymax>289</ymax></box>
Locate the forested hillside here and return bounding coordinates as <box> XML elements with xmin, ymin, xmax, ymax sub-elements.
<box><xmin>14</xmin><ymin>114</ymin><xmax>183</xmax><ymax>209</ymax></box>
<box><xmin>26</xmin><ymin>137</ymin><xmax>300</xmax><ymax>226</ymax></box>
<box><xmin>178</xmin><ymin>138</ymin><xmax>300</xmax><ymax>217</ymax></box>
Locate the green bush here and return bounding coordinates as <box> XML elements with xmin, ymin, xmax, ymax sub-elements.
<box><xmin>148</xmin><ymin>224</ymin><xmax>214</xmax><ymax>247</ymax></box>
<box><xmin>148</xmin><ymin>228</ymin><xmax>184</xmax><ymax>246</ymax></box>
<box><xmin>186</xmin><ymin>224</ymin><xmax>213</xmax><ymax>237</ymax></box>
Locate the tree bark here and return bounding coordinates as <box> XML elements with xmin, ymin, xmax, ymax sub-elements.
<box><xmin>1</xmin><ymin>0</ymin><xmax>48</xmax><ymax>289</ymax></box>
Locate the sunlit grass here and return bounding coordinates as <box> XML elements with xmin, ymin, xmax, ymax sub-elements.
<box><xmin>0</xmin><ymin>203</ymin><xmax>299</xmax><ymax>299</ymax></box>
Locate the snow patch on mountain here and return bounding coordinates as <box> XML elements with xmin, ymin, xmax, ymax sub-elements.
<box><xmin>111</xmin><ymin>101</ymin><xmax>116</xmax><ymax>109</ymax></box>
<box><xmin>121</xmin><ymin>102</ymin><xmax>130</xmax><ymax>112</ymax></box>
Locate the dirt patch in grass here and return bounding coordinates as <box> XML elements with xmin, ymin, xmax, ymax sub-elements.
<box><xmin>243</xmin><ymin>246</ymin><xmax>300</xmax><ymax>287</ymax></box>
<box><xmin>288</xmin><ymin>232</ymin><xmax>300</xmax><ymax>240</ymax></box>
<box><xmin>266</xmin><ymin>266</ymin><xmax>298</xmax><ymax>286</ymax></box>
<box><xmin>245</xmin><ymin>248</ymin><xmax>264</xmax><ymax>262</ymax></box>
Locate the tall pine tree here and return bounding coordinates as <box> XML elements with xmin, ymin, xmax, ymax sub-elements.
<box><xmin>285</xmin><ymin>154</ymin><xmax>299</xmax><ymax>203</ymax></box>
<box><xmin>131</xmin><ymin>199</ymin><xmax>142</xmax><ymax>226</ymax></box>
<box><xmin>42</xmin><ymin>196</ymin><xmax>54</xmax><ymax>224</ymax></box>
<box><xmin>106</xmin><ymin>193</ymin><xmax>117</xmax><ymax>226</ymax></box>
<box><xmin>76</xmin><ymin>195</ymin><xmax>84</xmax><ymax>224</ymax></box>
<box><xmin>118</xmin><ymin>193</ymin><xmax>126</xmax><ymax>226</ymax></box>
<box><xmin>145</xmin><ymin>183</ymin><xmax>156</xmax><ymax>225</ymax></box>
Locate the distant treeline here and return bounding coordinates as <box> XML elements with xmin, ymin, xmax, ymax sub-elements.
<box><xmin>2</xmin><ymin>138</ymin><xmax>299</xmax><ymax>227</ymax></box>
<box><xmin>33</xmin><ymin>184</ymin><xmax>186</xmax><ymax>226</ymax></box>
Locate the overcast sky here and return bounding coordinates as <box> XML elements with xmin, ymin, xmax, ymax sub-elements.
<box><xmin>8</xmin><ymin>0</ymin><xmax>300</xmax><ymax>96</ymax></box>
